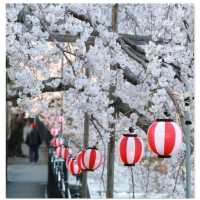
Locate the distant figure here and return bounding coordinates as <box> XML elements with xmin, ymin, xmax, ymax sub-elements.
<box><xmin>22</xmin><ymin>119</ymin><xmax>33</xmax><ymax>156</ymax></box>
<box><xmin>8</xmin><ymin>113</ymin><xmax>26</xmax><ymax>157</ymax></box>
<box><xmin>23</xmin><ymin>119</ymin><xmax>32</xmax><ymax>142</ymax></box>
<box><xmin>24</xmin><ymin>119</ymin><xmax>42</xmax><ymax>163</ymax></box>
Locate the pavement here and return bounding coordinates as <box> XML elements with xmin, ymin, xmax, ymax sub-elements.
<box><xmin>7</xmin><ymin>183</ymin><xmax>47</xmax><ymax>198</ymax></box>
<box><xmin>6</xmin><ymin>144</ymin><xmax>48</xmax><ymax>198</ymax></box>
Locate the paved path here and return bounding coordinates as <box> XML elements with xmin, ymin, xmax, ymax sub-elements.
<box><xmin>6</xmin><ymin>145</ymin><xmax>48</xmax><ymax>198</ymax></box>
<box><xmin>7</xmin><ymin>182</ymin><xmax>47</xmax><ymax>198</ymax></box>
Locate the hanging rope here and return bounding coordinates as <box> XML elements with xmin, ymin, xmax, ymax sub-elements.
<box><xmin>172</xmin><ymin>152</ymin><xmax>186</xmax><ymax>195</ymax></box>
<box><xmin>90</xmin><ymin>117</ymin><xmax>106</xmax><ymax>191</ymax></box>
<box><xmin>91</xmin><ymin>114</ymin><xmax>128</xmax><ymax>134</ymax></box>
<box><xmin>90</xmin><ymin>118</ymin><xmax>104</xmax><ymax>147</ymax></box>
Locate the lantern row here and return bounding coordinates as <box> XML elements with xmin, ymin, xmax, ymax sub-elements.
<box><xmin>50</xmin><ymin>119</ymin><xmax>183</xmax><ymax>174</ymax></box>
<box><xmin>50</xmin><ymin>138</ymin><xmax>102</xmax><ymax>176</ymax></box>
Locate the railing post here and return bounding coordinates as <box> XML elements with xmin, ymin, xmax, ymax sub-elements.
<box><xmin>47</xmin><ymin>148</ymin><xmax>62</xmax><ymax>198</ymax></box>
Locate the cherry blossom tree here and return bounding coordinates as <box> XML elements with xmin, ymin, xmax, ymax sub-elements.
<box><xmin>6</xmin><ymin>3</ymin><xmax>194</xmax><ymax>198</ymax></box>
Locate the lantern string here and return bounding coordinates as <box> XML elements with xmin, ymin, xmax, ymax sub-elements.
<box><xmin>90</xmin><ymin>117</ymin><xmax>106</xmax><ymax>191</ymax></box>
<box><xmin>172</xmin><ymin>152</ymin><xmax>186</xmax><ymax>195</ymax></box>
<box><xmin>90</xmin><ymin>117</ymin><xmax>103</xmax><ymax>147</ymax></box>
<box><xmin>91</xmin><ymin>114</ymin><xmax>131</xmax><ymax>134</ymax></box>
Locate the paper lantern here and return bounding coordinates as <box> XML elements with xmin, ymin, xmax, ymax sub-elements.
<box><xmin>50</xmin><ymin>128</ymin><xmax>59</xmax><ymax>137</ymax></box>
<box><xmin>55</xmin><ymin>138</ymin><xmax>60</xmax><ymax>147</ymax></box>
<box><xmin>56</xmin><ymin>146</ymin><xmax>62</xmax><ymax>157</ymax></box>
<box><xmin>118</xmin><ymin>133</ymin><xmax>144</xmax><ymax>166</ymax></box>
<box><xmin>57</xmin><ymin>116</ymin><xmax>64</xmax><ymax>123</ymax></box>
<box><xmin>50</xmin><ymin>137</ymin><xmax>57</xmax><ymax>147</ymax></box>
<box><xmin>147</xmin><ymin>119</ymin><xmax>182</xmax><ymax>158</ymax></box>
<box><xmin>66</xmin><ymin>157</ymin><xmax>71</xmax><ymax>166</ymax></box>
<box><xmin>59</xmin><ymin>137</ymin><xmax>64</xmax><ymax>146</ymax></box>
<box><xmin>61</xmin><ymin>147</ymin><xmax>71</xmax><ymax>160</ymax></box>
<box><xmin>68</xmin><ymin>159</ymin><xmax>82</xmax><ymax>176</ymax></box>
<box><xmin>55</xmin><ymin>137</ymin><xmax>64</xmax><ymax>147</ymax></box>
<box><xmin>31</xmin><ymin>123</ymin><xmax>37</xmax><ymax>129</ymax></box>
<box><xmin>76</xmin><ymin>150</ymin><xmax>87</xmax><ymax>171</ymax></box>
<box><xmin>82</xmin><ymin>147</ymin><xmax>102</xmax><ymax>171</ymax></box>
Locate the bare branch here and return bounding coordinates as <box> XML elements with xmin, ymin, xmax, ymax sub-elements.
<box><xmin>90</xmin><ymin>118</ymin><xmax>106</xmax><ymax>191</ymax></box>
<box><xmin>39</xmin><ymin>19</ymin><xmax>77</xmax><ymax>77</ymax></box>
<box><xmin>172</xmin><ymin>153</ymin><xmax>186</xmax><ymax>195</ymax></box>
<box><xmin>117</xmin><ymin>38</ymin><xmax>147</xmax><ymax>69</ymax></box>
<box><xmin>110</xmin><ymin>95</ymin><xmax>151</xmax><ymax>132</ymax></box>
<box><xmin>112</xmin><ymin>4</ymin><xmax>118</xmax><ymax>32</ymax></box>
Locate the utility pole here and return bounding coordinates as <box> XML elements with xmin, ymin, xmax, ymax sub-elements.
<box><xmin>106</xmin><ymin>4</ymin><xmax>118</xmax><ymax>198</ymax></box>
<box><xmin>81</xmin><ymin>112</ymin><xmax>90</xmax><ymax>198</ymax></box>
<box><xmin>81</xmin><ymin>44</ymin><xmax>91</xmax><ymax>198</ymax></box>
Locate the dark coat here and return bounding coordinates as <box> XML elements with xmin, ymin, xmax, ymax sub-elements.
<box><xmin>26</xmin><ymin>128</ymin><xmax>41</xmax><ymax>147</ymax></box>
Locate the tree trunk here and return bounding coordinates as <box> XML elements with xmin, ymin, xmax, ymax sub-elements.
<box><xmin>184</xmin><ymin>84</ymin><xmax>192</xmax><ymax>198</ymax></box>
<box><xmin>166</xmin><ymin>85</ymin><xmax>193</xmax><ymax>198</ymax></box>
<box><xmin>185</xmin><ymin>114</ymin><xmax>192</xmax><ymax>198</ymax></box>
<box><xmin>106</xmin><ymin>115</ymin><xmax>116</xmax><ymax>198</ymax></box>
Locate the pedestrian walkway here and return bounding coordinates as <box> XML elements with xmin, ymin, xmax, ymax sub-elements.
<box><xmin>6</xmin><ymin>145</ymin><xmax>48</xmax><ymax>198</ymax></box>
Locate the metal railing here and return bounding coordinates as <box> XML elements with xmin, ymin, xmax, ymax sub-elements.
<box><xmin>47</xmin><ymin>147</ymin><xmax>69</xmax><ymax>198</ymax></box>
<box><xmin>47</xmin><ymin>147</ymin><xmax>85</xmax><ymax>198</ymax></box>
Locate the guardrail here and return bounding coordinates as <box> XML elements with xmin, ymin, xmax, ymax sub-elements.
<box><xmin>47</xmin><ymin>147</ymin><xmax>85</xmax><ymax>198</ymax></box>
<box><xmin>47</xmin><ymin>147</ymin><xmax>69</xmax><ymax>198</ymax></box>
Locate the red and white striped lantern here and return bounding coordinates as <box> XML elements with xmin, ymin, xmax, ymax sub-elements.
<box><xmin>59</xmin><ymin>138</ymin><xmax>64</xmax><ymax>146</ymax></box>
<box><xmin>68</xmin><ymin>159</ymin><xmax>82</xmax><ymax>176</ymax></box>
<box><xmin>76</xmin><ymin>150</ymin><xmax>87</xmax><ymax>171</ymax></box>
<box><xmin>66</xmin><ymin>157</ymin><xmax>71</xmax><ymax>166</ymax></box>
<box><xmin>50</xmin><ymin>128</ymin><xmax>59</xmax><ymax>137</ymax></box>
<box><xmin>55</xmin><ymin>138</ymin><xmax>60</xmax><ymax>147</ymax></box>
<box><xmin>57</xmin><ymin>116</ymin><xmax>64</xmax><ymax>123</ymax></box>
<box><xmin>55</xmin><ymin>137</ymin><xmax>64</xmax><ymax>147</ymax></box>
<box><xmin>82</xmin><ymin>147</ymin><xmax>102</xmax><ymax>171</ymax></box>
<box><xmin>56</xmin><ymin>146</ymin><xmax>62</xmax><ymax>157</ymax></box>
<box><xmin>118</xmin><ymin>133</ymin><xmax>144</xmax><ymax>166</ymax></box>
<box><xmin>147</xmin><ymin>119</ymin><xmax>183</xmax><ymax>158</ymax></box>
<box><xmin>50</xmin><ymin>137</ymin><xmax>57</xmax><ymax>147</ymax></box>
<box><xmin>61</xmin><ymin>147</ymin><xmax>71</xmax><ymax>160</ymax></box>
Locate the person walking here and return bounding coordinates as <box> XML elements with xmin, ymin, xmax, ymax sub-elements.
<box><xmin>22</xmin><ymin>118</ymin><xmax>33</xmax><ymax>157</ymax></box>
<box><xmin>25</xmin><ymin>120</ymin><xmax>42</xmax><ymax>163</ymax></box>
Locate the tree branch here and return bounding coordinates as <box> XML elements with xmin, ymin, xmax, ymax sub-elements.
<box><xmin>90</xmin><ymin>118</ymin><xmax>106</xmax><ymax>191</ymax></box>
<box><xmin>65</xmin><ymin>8</ymin><xmax>93</xmax><ymax>27</ymax></box>
<box><xmin>6</xmin><ymin>78</ymin><xmax>75</xmax><ymax>101</ymax></box>
<box><xmin>110</xmin><ymin>95</ymin><xmax>151</xmax><ymax>132</ymax></box>
<box><xmin>10</xmin><ymin>6</ymin><xmax>182</xmax><ymax>134</ymax></box>
<box><xmin>117</xmin><ymin>38</ymin><xmax>147</xmax><ymax>69</ymax></box>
